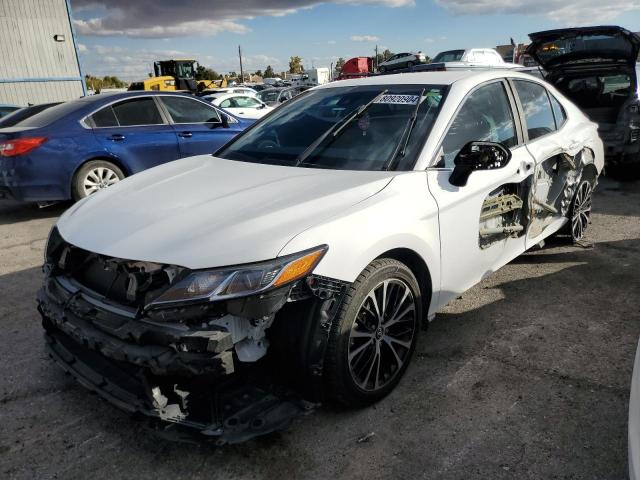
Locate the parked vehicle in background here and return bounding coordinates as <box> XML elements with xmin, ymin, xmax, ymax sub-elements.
<box><xmin>378</xmin><ymin>52</ymin><xmax>428</xmax><ymax>72</ymax></box>
<box><xmin>432</xmin><ymin>48</ymin><xmax>505</xmax><ymax>66</ymax></box>
<box><xmin>526</xmin><ymin>26</ymin><xmax>640</xmax><ymax>168</ymax></box>
<box><xmin>0</xmin><ymin>102</ymin><xmax>60</xmax><ymax>128</ymax></box>
<box><xmin>39</xmin><ymin>69</ymin><xmax>603</xmax><ymax>444</ymax></box>
<box><xmin>198</xmin><ymin>87</ymin><xmax>257</xmax><ymax>97</ymax></box>
<box><xmin>0</xmin><ymin>92</ymin><xmax>250</xmax><ymax>203</ymax></box>
<box><xmin>0</xmin><ymin>104</ymin><xmax>20</xmax><ymax>118</ymax></box>
<box><xmin>207</xmin><ymin>93</ymin><xmax>274</xmax><ymax>120</ymax></box>
<box><xmin>305</xmin><ymin>68</ymin><xmax>331</xmax><ymax>85</ymax></box>
<box><xmin>337</xmin><ymin>57</ymin><xmax>374</xmax><ymax>80</ymax></box>
<box><xmin>257</xmin><ymin>86</ymin><xmax>311</xmax><ymax>106</ymax></box>
<box><xmin>263</xmin><ymin>77</ymin><xmax>283</xmax><ymax>86</ymax></box>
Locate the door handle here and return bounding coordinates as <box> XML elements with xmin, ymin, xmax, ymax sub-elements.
<box><xmin>109</xmin><ymin>134</ymin><xmax>125</xmax><ymax>141</ymax></box>
<box><xmin>178</xmin><ymin>131</ymin><xmax>193</xmax><ymax>138</ymax></box>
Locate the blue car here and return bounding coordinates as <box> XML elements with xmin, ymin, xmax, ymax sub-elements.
<box><xmin>0</xmin><ymin>92</ymin><xmax>252</xmax><ymax>202</ymax></box>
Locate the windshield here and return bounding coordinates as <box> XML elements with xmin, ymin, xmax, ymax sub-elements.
<box><xmin>257</xmin><ymin>90</ymin><xmax>281</xmax><ymax>103</ymax></box>
<box><xmin>217</xmin><ymin>84</ymin><xmax>447</xmax><ymax>171</ymax></box>
<box><xmin>433</xmin><ymin>50</ymin><xmax>465</xmax><ymax>62</ymax></box>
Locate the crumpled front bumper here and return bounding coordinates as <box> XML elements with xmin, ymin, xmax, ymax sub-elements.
<box><xmin>37</xmin><ymin>273</ymin><xmax>308</xmax><ymax>444</ymax></box>
<box><xmin>43</xmin><ymin>325</ymin><xmax>310</xmax><ymax>444</ymax></box>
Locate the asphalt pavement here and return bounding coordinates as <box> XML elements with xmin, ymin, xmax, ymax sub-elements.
<box><xmin>1</xmin><ymin>176</ymin><xmax>639</xmax><ymax>480</ymax></box>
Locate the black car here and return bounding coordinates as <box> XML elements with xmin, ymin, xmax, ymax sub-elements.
<box><xmin>527</xmin><ymin>26</ymin><xmax>640</xmax><ymax>168</ymax></box>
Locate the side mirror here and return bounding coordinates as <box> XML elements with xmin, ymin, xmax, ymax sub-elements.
<box><xmin>449</xmin><ymin>141</ymin><xmax>512</xmax><ymax>187</ymax></box>
<box><xmin>221</xmin><ymin>114</ymin><xmax>230</xmax><ymax>128</ymax></box>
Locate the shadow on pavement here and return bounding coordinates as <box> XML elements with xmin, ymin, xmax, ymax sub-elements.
<box><xmin>1</xmin><ymin>238</ymin><xmax>639</xmax><ymax>479</ymax></box>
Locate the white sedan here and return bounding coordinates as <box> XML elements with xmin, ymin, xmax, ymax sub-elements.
<box><xmin>204</xmin><ymin>93</ymin><xmax>273</xmax><ymax>120</ymax></box>
<box><xmin>39</xmin><ymin>70</ymin><xmax>603</xmax><ymax>443</ymax></box>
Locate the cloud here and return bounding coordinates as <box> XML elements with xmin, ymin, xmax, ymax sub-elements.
<box><xmin>77</xmin><ymin>43</ymin><xmax>87</xmax><ymax>52</ymax></box>
<box><xmin>351</xmin><ymin>35</ymin><xmax>380</xmax><ymax>41</ymax></box>
<box><xmin>71</xmin><ymin>0</ymin><xmax>413</xmax><ymax>38</ymax></box>
<box><xmin>79</xmin><ymin>44</ymin><xmax>286</xmax><ymax>80</ymax></box>
<box><xmin>434</xmin><ymin>0</ymin><xmax>640</xmax><ymax>22</ymax></box>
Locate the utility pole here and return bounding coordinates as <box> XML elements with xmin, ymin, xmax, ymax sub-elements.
<box><xmin>330</xmin><ymin>62</ymin><xmax>333</xmax><ymax>81</ymax></box>
<box><xmin>375</xmin><ymin>45</ymin><xmax>379</xmax><ymax>71</ymax></box>
<box><xmin>238</xmin><ymin>45</ymin><xmax>244</xmax><ymax>84</ymax></box>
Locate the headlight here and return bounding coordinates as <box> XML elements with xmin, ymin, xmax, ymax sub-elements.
<box><xmin>148</xmin><ymin>245</ymin><xmax>328</xmax><ymax>308</ymax></box>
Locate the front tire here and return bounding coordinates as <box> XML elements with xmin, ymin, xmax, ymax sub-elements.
<box><xmin>379</xmin><ymin>66</ymin><xmax>386</xmax><ymax>73</ymax></box>
<box><xmin>72</xmin><ymin>160</ymin><xmax>124</xmax><ymax>201</ymax></box>
<box><xmin>325</xmin><ymin>259</ymin><xmax>422</xmax><ymax>406</ymax></box>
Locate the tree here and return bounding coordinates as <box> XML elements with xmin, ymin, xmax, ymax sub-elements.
<box><xmin>195</xmin><ymin>65</ymin><xmax>221</xmax><ymax>81</ymax></box>
<box><xmin>334</xmin><ymin>57</ymin><xmax>346</xmax><ymax>76</ymax></box>
<box><xmin>375</xmin><ymin>49</ymin><xmax>395</xmax><ymax>68</ymax></box>
<box><xmin>264</xmin><ymin>65</ymin><xmax>275</xmax><ymax>78</ymax></box>
<box><xmin>254</xmin><ymin>69</ymin><xmax>263</xmax><ymax>77</ymax></box>
<box><xmin>288</xmin><ymin>56</ymin><xmax>304</xmax><ymax>74</ymax></box>
<box><xmin>84</xmin><ymin>74</ymin><xmax>127</xmax><ymax>91</ymax></box>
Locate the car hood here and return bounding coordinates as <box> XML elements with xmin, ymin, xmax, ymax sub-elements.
<box><xmin>57</xmin><ymin>155</ymin><xmax>395</xmax><ymax>269</ymax></box>
<box><xmin>527</xmin><ymin>26</ymin><xmax>640</xmax><ymax>70</ymax></box>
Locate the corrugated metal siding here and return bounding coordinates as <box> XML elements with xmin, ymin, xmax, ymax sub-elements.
<box><xmin>0</xmin><ymin>0</ymin><xmax>84</xmax><ymax>105</ymax></box>
<box><xmin>0</xmin><ymin>81</ymin><xmax>84</xmax><ymax>105</ymax></box>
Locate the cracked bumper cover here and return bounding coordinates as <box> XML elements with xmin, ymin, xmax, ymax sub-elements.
<box><xmin>38</xmin><ymin>262</ymin><xmax>347</xmax><ymax>443</ymax></box>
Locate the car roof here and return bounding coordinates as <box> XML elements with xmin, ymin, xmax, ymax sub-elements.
<box><xmin>315</xmin><ymin>70</ymin><xmax>534</xmax><ymax>90</ymax></box>
<box><xmin>212</xmin><ymin>93</ymin><xmax>260</xmax><ymax>101</ymax></box>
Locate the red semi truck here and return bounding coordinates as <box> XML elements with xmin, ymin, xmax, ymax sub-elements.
<box><xmin>336</xmin><ymin>57</ymin><xmax>374</xmax><ymax>80</ymax></box>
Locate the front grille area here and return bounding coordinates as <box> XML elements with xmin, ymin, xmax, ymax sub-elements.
<box><xmin>45</xmin><ymin>227</ymin><xmax>186</xmax><ymax>309</ymax></box>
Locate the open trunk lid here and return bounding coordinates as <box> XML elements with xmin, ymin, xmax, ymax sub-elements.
<box><xmin>526</xmin><ymin>26</ymin><xmax>640</xmax><ymax>70</ymax></box>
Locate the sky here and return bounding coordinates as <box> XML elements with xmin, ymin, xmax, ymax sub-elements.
<box><xmin>70</xmin><ymin>0</ymin><xmax>640</xmax><ymax>81</ymax></box>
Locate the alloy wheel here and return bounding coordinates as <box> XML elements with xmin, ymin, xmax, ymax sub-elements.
<box><xmin>83</xmin><ymin>166</ymin><xmax>120</xmax><ymax>196</ymax></box>
<box><xmin>571</xmin><ymin>180</ymin><xmax>593</xmax><ymax>242</ymax></box>
<box><xmin>348</xmin><ymin>279</ymin><xmax>417</xmax><ymax>392</ymax></box>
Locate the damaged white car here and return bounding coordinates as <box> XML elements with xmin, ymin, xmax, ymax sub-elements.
<box><xmin>39</xmin><ymin>70</ymin><xmax>603</xmax><ymax>443</ymax></box>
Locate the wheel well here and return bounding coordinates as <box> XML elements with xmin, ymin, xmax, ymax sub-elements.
<box><xmin>376</xmin><ymin>248</ymin><xmax>432</xmax><ymax>322</ymax></box>
<box><xmin>582</xmin><ymin>163</ymin><xmax>598</xmax><ymax>183</ymax></box>
<box><xmin>72</xmin><ymin>157</ymin><xmax>129</xmax><ymax>183</ymax></box>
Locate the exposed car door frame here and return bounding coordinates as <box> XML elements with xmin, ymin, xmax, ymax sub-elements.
<box><xmin>505</xmin><ymin>77</ymin><xmax>582</xmax><ymax>247</ymax></box>
<box><xmin>425</xmin><ymin>77</ymin><xmax>536</xmax><ymax>311</ymax></box>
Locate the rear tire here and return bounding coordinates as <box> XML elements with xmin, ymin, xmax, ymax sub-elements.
<box><xmin>567</xmin><ymin>178</ymin><xmax>594</xmax><ymax>242</ymax></box>
<box><xmin>407</xmin><ymin>61</ymin><xmax>414</xmax><ymax>68</ymax></box>
<box><xmin>72</xmin><ymin>160</ymin><xmax>124</xmax><ymax>201</ymax></box>
<box><xmin>325</xmin><ymin>259</ymin><xmax>422</xmax><ymax>407</ymax></box>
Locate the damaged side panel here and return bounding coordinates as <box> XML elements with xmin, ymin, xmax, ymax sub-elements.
<box><xmin>478</xmin><ymin>180</ymin><xmax>530</xmax><ymax>249</ymax></box>
<box><xmin>527</xmin><ymin>148</ymin><xmax>593</xmax><ymax>239</ymax></box>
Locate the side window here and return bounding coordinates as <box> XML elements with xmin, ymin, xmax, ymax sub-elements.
<box><xmin>219</xmin><ymin>99</ymin><xmax>232</xmax><ymax>108</ymax></box>
<box><xmin>160</xmin><ymin>96</ymin><xmax>221</xmax><ymax>124</ymax></box>
<box><xmin>111</xmin><ymin>98</ymin><xmax>164</xmax><ymax>126</ymax></box>
<box><xmin>513</xmin><ymin>80</ymin><xmax>556</xmax><ymax>141</ymax></box>
<box><xmin>549</xmin><ymin>94</ymin><xmax>567</xmax><ymax>129</ymax></box>
<box><xmin>90</xmin><ymin>106</ymin><xmax>118</xmax><ymax>127</ymax></box>
<box><xmin>236</xmin><ymin>96</ymin><xmax>260</xmax><ymax>108</ymax></box>
<box><xmin>440</xmin><ymin>81</ymin><xmax>517</xmax><ymax>168</ymax></box>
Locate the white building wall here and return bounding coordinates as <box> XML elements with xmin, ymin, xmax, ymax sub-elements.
<box><xmin>0</xmin><ymin>0</ymin><xmax>84</xmax><ymax>106</ymax></box>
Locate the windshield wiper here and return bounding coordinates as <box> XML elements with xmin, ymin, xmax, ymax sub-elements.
<box><xmin>384</xmin><ymin>88</ymin><xmax>425</xmax><ymax>171</ymax></box>
<box><xmin>295</xmin><ymin>89</ymin><xmax>388</xmax><ymax>166</ymax></box>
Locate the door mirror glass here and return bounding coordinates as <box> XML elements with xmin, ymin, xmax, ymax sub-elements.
<box><xmin>449</xmin><ymin>141</ymin><xmax>512</xmax><ymax>187</ymax></box>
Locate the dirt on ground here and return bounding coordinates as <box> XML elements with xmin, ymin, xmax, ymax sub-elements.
<box><xmin>1</xmin><ymin>176</ymin><xmax>639</xmax><ymax>480</ymax></box>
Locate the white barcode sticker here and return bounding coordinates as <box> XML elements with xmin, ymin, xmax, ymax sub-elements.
<box><xmin>375</xmin><ymin>94</ymin><xmax>420</xmax><ymax>105</ymax></box>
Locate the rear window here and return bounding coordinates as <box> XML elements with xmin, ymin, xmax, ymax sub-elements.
<box><xmin>513</xmin><ymin>80</ymin><xmax>556</xmax><ymax>141</ymax></box>
<box><xmin>433</xmin><ymin>50</ymin><xmax>465</xmax><ymax>63</ymax></box>
<box><xmin>9</xmin><ymin>100</ymin><xmax>85</xmax><ymax>128</ymax></box>
<box><xmin>549</xmin><ymin>94</ymin><xmax>567</xmax><ymax>129</ymax></box>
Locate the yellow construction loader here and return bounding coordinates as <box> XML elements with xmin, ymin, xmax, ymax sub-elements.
<box><xmin>128</xmin><ymin>59</ymin><xmax>226</xmax><ymax>92</ymax></box>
